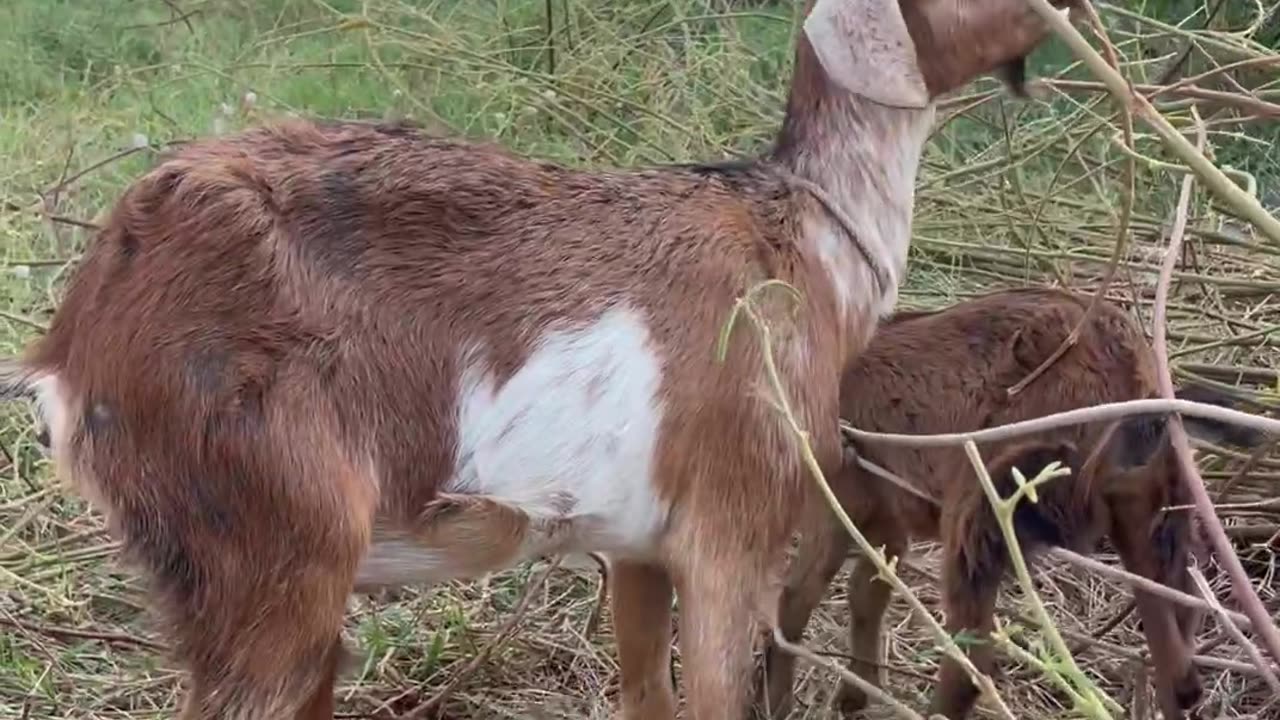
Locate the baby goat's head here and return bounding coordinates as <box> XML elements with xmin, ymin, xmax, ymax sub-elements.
<box><xmin>803</xmin><ymin>0</ymin><xmax>1078</xmax><ymax>107</ymax></box>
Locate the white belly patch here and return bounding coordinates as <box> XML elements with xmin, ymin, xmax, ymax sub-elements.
<box><xmin>356</xmin><ymin>305</ymin><xmax>670</xmax><ymax>588</ymax></box>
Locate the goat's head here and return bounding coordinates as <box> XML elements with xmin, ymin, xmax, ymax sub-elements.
<box><xmin>989</xmin><ymin>425</ymin><xmax>1206</xmax><ymax>720</ymax></box>
<box><xmin>1084</xmin><ymin>401</ymin><xmax>1272</xmax><ymax>720</ymax></box>
<box><xmin>802</xmin><ymin>0</ymin><xmax>1078</xmax><ymax>108</ymax></box>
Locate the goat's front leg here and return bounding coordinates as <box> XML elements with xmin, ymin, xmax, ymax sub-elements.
<box><xmin>611</xmin><ymin>559</ymin><xmax>677</xmax><ymax>720</ymax></box>
<box><xmin>760</xmin><ymin>520</ymin><xmax>850</xmax><ymax>719</ymax></box>
<box><xmin>1109</xmin><ymin>500</ymin><xmax>1202</xmax><ymax>720</ymax></box>
<box><xmin>929</xmin><ymin>521</ymin><xmax>1001</xmax><ymax>720</ymax></box>
<box><xmin>668</xmin><ymin>504</ymin><xmax>795</xmax><ymax>720</ymax></box>
<box><xmin>835</xmin><ymin>536</ymin><xmax>906</xmax><ymax>716</ymax></box>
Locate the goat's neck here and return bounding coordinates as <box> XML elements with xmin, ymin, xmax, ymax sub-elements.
<box><xmin>770</xmin><ymin>37</ymin><xmax>935</xmax><ymax>304</ymax></box>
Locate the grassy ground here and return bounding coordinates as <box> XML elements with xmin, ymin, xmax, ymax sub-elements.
<box><xmin>1</xmin><ymin>1</ymin><xmax>1279</xmax><ymax>718</ymax></box>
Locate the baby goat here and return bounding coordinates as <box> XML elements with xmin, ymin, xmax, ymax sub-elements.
<box><xmin>761</xmin><ymin>287</ymin><xmax>1262</xmax><ymax>720</ymax></box>
<box><xmin>0</xmin><ymin>2</ymin><xmax>1068</xmax><ymax>719</ymax></box>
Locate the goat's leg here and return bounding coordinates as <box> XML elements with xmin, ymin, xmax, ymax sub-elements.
<box><xmin>928</xmin><ymin>520</ymin><xmax>1001</xmax><ymax>720</ymax></box>
<box><xmin>611</xmin><ymin>559</ymin><xmax>678</xmax><ymax>720</ymax></box>
<box><xmin>835</xmin><ymin>532</ymin><xmax>906</xmax><ymax>717</ymax></box>
<box><xmin>759</xmin><ymin>520</ymin><xmax>851</xmax><ymax>718</ymax></box>
<box><xmin>1109</xmin><ymin>501</ymin><xmax>1202</xmax><ymax>719</ymax></box>
<box><xmin>173</xmin><ymin>565</ymin><xmax>353</xmax><ymax>720</ymax></box>
<box><xmin>144</xmin><ymin>406</ymin><xmax>373</xmax><ymax>719</ymax></box>
<box><xmin>295</xmin><ymin>641</ymin><xmax>345</xmax><ymax>720</ymax></box>
<box><xmin>668</xmin><ymin>511</ymin><xmax>794</xmax><ymax>720</ymax></box>
<box><xmin>673</xmin><ymin>553</ymin><xmax>776</xmax><ymax>720</ymax></box>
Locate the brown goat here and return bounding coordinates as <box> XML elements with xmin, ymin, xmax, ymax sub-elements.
<box><xmin>0</xmin><ymin>2</ymin><xmax>1070</xmax><ymax>719</ymax></box>
<box><xmin>760</xmin><ymin>287</ymin><xmax>1263</xmax><ymax>720</ymax></box>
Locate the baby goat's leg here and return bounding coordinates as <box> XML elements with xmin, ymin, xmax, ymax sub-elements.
<box><xmin>929</xmin><ymin>507</ymin><xmax>1003</xmax><ymax>720</ymax></box>
<box><xmin>835</xmin><ymin>527</ymin><xmax>906</xmax><ymax>717</ymax></box>
<box><xmin>761</xmin><ymin>520</ymin><xmax>850</xmax><ymax>718</ymax></box>
<box><xmin>1109</xmin><ymin>498</ymin><xmax>1202</xmax><ymax>719</ymax></box>
<box><xmin>930</xmin><ymin>570</ymin><xmax>999</xmax><ymax>719</ymax></box>
<box><xmin>611</xmin><ymin>560</ymin><xmax>678</xmax><ymax>720</ymax></box>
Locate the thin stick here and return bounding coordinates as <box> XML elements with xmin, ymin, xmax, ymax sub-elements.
<box><xmin>844</xmin><ymin>397</ymin><xmax>1280</xmax><ymax>448</ymax></box>
<box><xmin>770</xmin><ymin>627</ymin><xmax>926</xmax><ymax>720</ymax></box>
<box><xmin>400</xmin><ymin>558</ymin><xmax>562</xmax><ymax>719</ymax></box>
<box><xmin>849</xmin><ymin>452</ymin><xmax>1258</xmax><ymax>631</ymax></box>
<box><xmin>1188</xmin><ymin>566</ymin><xmax>1280</xmax><ymax>694</ymax></box>
<box><xmin>1005</xmin><ymin>0</ymin><xmax>1138</xmax><ymax>398</ymax></box>
<box><xmin>725</xmin><ymin>290</ymin><xmax>1018</xmax><ymax>720</ymax></box>
<box><xmin>1148</xmin><ymin>110</ymin><xmax>1280</xmax><ymax>678</ymax></box>
<box><xmin>964</xmin><ymin>441</ymin><xmax>1117</xmax><ymax>718</ymax></box>
<box><xmin>1049</xmin><ymin>549</ymin><xmax>1250</xmax><ymax>630</ymax></box>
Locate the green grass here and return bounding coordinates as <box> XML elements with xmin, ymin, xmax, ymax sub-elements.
<box><xmin>1</xmin><ymin>1</ymin><xmax>1278</xmax><ymax>718</ymax></box>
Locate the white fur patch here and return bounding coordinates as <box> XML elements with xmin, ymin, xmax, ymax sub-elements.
<box><xmin>355</xmin><ymin>307</ymin><xmax>669</xmax><ymax>589</ymax></box>
<box><xmin>31</xmin><ymin>374</ymin><xmax>71</xmax><ymax>455</ymax></box>
<box><xmin>802</xmin><ymin>106</ymin><xmax>934</xmax><ymax>324</ymax></box>
<box><xmin>447</xmin><ymin>305</ymin><xmax>669</xmax><ymax>556</ymax></box>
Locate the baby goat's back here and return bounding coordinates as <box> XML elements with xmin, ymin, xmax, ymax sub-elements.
<box><xmin>837</xmin><ymin>287</ymin><xmax>1161</xmax><ymax>533</ymax></box>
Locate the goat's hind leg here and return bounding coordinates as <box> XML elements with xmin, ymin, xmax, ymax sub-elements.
<box><xmin>759</xmin><ymin>520</ymin><xmax>850</xmax><ymax>719</ymax></box>
<box><xmin>94</xmin><ymin>405</ymin><xmax>378</xmax><ymax>719</ymax></box>
<box><xmin>835</xmin><ymin>525</ymin><xmax>906</xmax><ymax>717</ymax></box>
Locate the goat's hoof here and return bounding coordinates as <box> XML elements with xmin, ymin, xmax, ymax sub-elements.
<box><xmin>834</xmin><ymin>685</ymin><xmax>869</xmax><ymax>717</ymax></box>
<box><xmin>1172</xmin><ymin>669</ymin><xmax>1205</xmax><ymax>719</ymax></box>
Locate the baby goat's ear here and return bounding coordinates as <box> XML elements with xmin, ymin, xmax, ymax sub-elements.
<box><xmin>804</xmin><ymin>0</ymin><xmax>930</xmax><ymax>109</ymax></box>
<box><xmin>1109</xmin><ymin>413</ymin><xmax>1170</xmax><ymax>470</ymax></box>
<box><xmin>1175</xmin><ymin>384</ymin><xmax>1270</xmax><ymax>450</ymax></box>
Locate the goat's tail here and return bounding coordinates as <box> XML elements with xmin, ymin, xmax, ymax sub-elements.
<box><xmin>0</xmin><ymin>357</ymin><xmax>38</xmax><ymax>402</ymax></box>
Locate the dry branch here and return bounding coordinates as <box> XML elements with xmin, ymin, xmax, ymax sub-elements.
<box><xmin>1023</xmin><ymin>0</ymin><xmax>1280</xmax><ymax>242</ymax></box>
<box><xmin>1148</xmin><ymin>110</ymin><xmax>1280</xmax><ymax>678</ymax></box>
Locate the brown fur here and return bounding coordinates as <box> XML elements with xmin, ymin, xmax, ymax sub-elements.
<box><xmin>761</xmin><ymin>287</ymin><xmax>1263</xmax><ymax>720</ymax></box>
<box><xmin>2</xmin><ymin>2</ymin><xmax>1066</xmax><ymax>719</ymax></box>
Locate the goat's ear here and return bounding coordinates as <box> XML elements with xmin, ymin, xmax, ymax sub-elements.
<box><xmin>1108</xmin><ymin>414</ymin><xmax>1170</xmax><ymax>470</ymax></box>
<box><xmin>804</xmin><ymin>0</ymin><xmax>930</xmax><ymax>109</ymax></box>
<box><xmin>1175</xmin><ymin>384</ymin><xmax>1270</xmax><ymax>450</ymax></box>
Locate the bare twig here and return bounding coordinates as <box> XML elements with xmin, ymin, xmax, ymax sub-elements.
<box><xmin>1024</xmin><ymin>0</ymin><xmax>1280</xmax><ymax>242</ymax></box>
<box><xmin>400</xmin><ymin>558</ymin><xmax>563</xmax><ymax>719</ymax></box>
<box><xmin>964</xmin><ymin>440</ymin><xmax>1117</xmax><ymax>718</ymax></box>
<box><xmin>0</xmin><ymin>616</ymin><xmax>165</xmax><ymax>652</ymax></box>
<box><xmin>1188</xmin><ymin>566</ymin><xmax>1280</xmax><ymax>695</ymax></box>
<box><xmin>1006</xmin><ymin>1</ymin><xmax>1136</xmax><ymax>398</ymax></box>
<box><xmin>770</xmin><ymin>627</ymin><xmax>926</xmax><ymax>720</ymax></box>
<box><xmin>848</xmin><ymin>452</ymin><xmax>1262</xmax><ymax>633</ymax></box>
<box><xmin>1148</xmin><ymin>110</ymin><xmax>1280</xmax><ymax>679</ymax></box>
<box><xmin>724</xmin><ymin>284</ymin><xmax>1018</xmax><ymax>720</ymax></box>
<box><xmin>844</xmin><ymin>397</ymin><xmax>1280</xmax><ymax>448</ymax></box>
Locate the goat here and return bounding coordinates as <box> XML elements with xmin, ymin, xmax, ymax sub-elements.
<box><xmin>0</xmin><ymin>2</ymin><xmax>1070</xmax><ymax>718</ymax></box>
<box><xmin>759</xmin><ymin>286</ymin><xmax>1264</xmax><ymax>720</ymax></box>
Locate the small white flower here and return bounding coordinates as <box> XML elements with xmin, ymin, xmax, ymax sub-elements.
<box><xmin>11</xmin><ymin>265</ymin><xmax>30</xmax><ymax>279</ymax></box>
<box><xmin>130</xmin><ymin>132</ymin><xmax>149</xmax><ymax>149</ymax></box>
<box><xmin>242</xmin><ymin>91</ymin><xmax>257</xmax><ymax>108</ymax></box>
